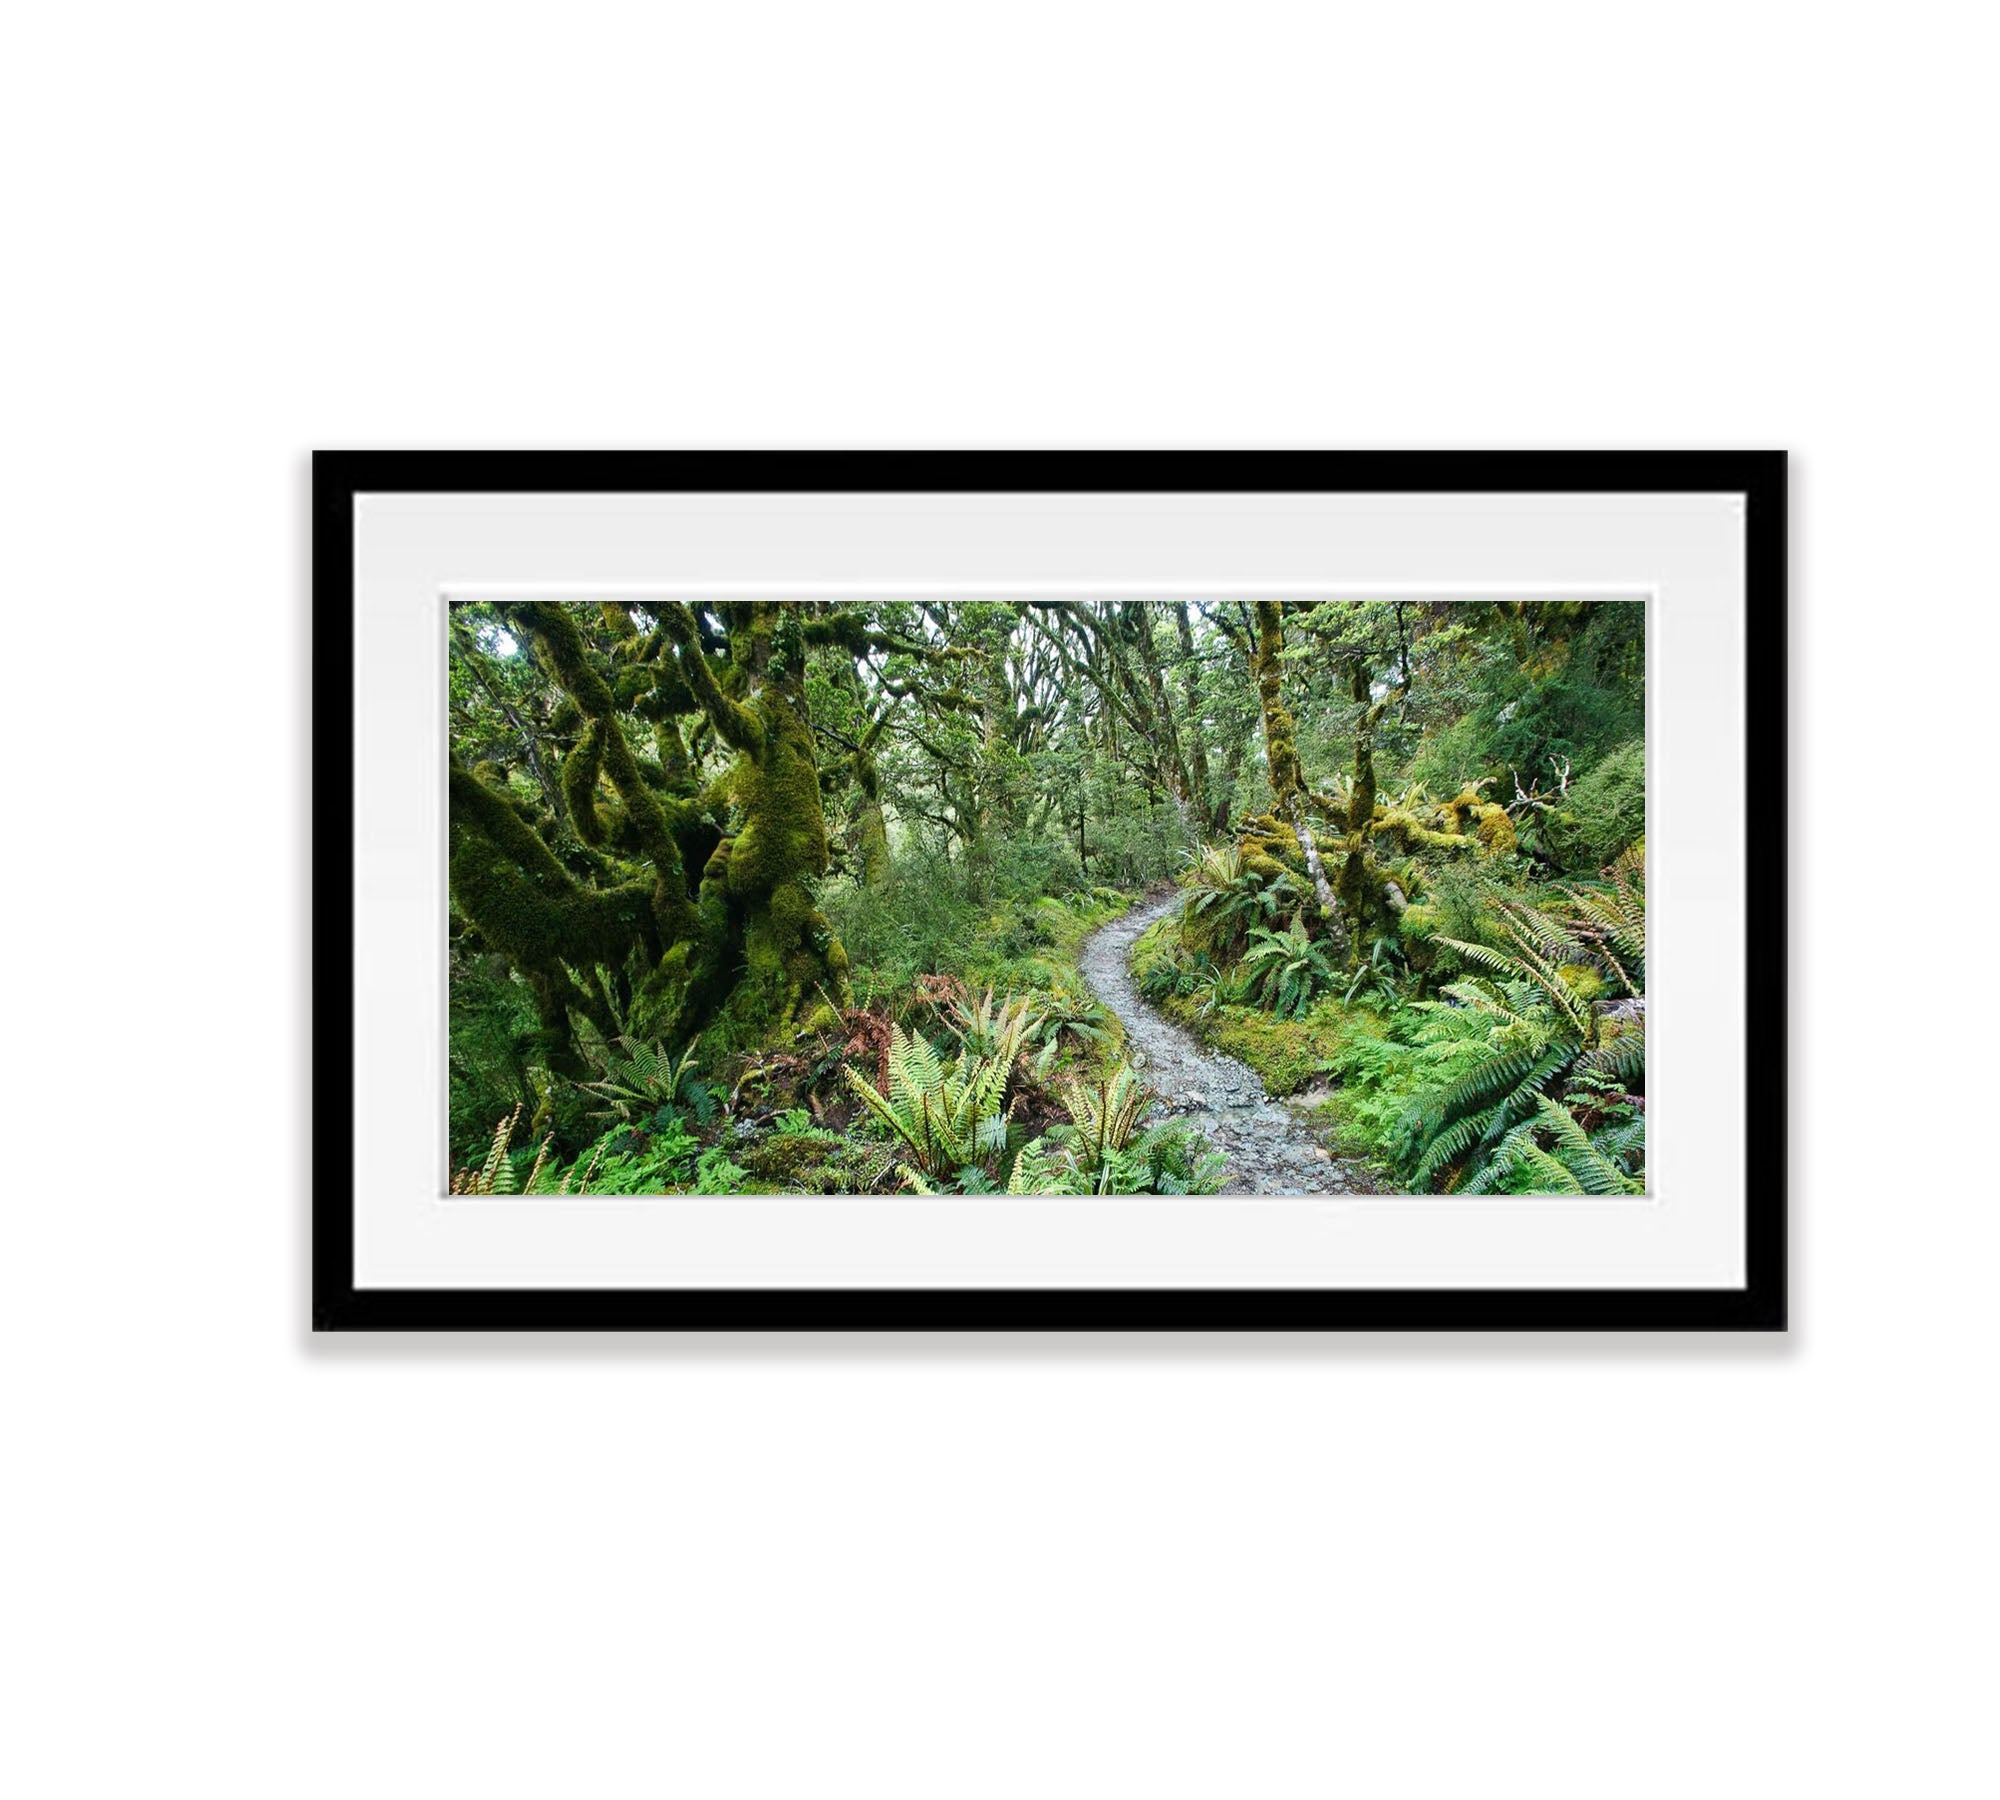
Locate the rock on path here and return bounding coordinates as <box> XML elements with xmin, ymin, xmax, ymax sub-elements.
<box><xmin>1077</xmin><ymin>893</ymin><xmax>1378</xmax><ymax>1196</ymax></box>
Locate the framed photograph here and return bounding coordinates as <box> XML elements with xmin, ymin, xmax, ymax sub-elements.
<box><xmin>314</xmin><ymin>451</ymin><xmax>1784</xmax><ymax>1331</ymax></box>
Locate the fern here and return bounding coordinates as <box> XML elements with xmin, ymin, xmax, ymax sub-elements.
<box><xmin>1001</xmin><ymin>1073</ymin><xmax>1223</xmax><ymax>1197</ymax></box>
<box><xmin>581</xmin><ymin>1036</ymin><xmax>719</xmax><ymax>1128</ymax></box>
<box><xmin>1061</xmin><ymin>1064</ymin><xmax>1155</xmax><ymax>1189</ymax></box>
<box><xmin>1026</xmin><ymin>989</ymin><xmax>1114</xmax><ymax>1078</ymax></box>
<box><xmin>1241</xmin><ymin>913</ymin><xmax>1343</xmax><ymax>1019</ymax></box>
<box><xmin>1007</xmin><ymin>1137</ymin><xmax>1081</xmax><ymax>1195</ymax></box>
<box><xmin>1182</xmin><ymin>844</ymin><xmax>1294</xmax><ymax>956</ymax></box>
<box><xmin>451</xmin><ymin>1104</ymin><xmax>524</xmax><ymax>1194</ymax></box>
<box><xmin>1105</xmin><ymin>1122</ymin><xmax>1228</xmax><ymax>1196</ymax></box>
<box><xmin>942</xmin><ymin>987</ymin><xmax>1043</xmax><ymax>1065</ymax></box>
<box><xmin>1342</xmin><ymin>935</ymin><xmax>1407</xmax><ymax>1007</ymax></box>
<box><xmin>1466</xmin><ymin>1095</ymin><xmax>1645</xmax><ymax>1196</ymax></box>
<box><xmin>842</xmin><ymin>1024</ymin><xmax>1017</xmax><ymax>1189</ymax></box>
<box><xmin>1398</xmin><ymin>863</ymin><xmax>1646</xmax><ymax>1193</ymax></box>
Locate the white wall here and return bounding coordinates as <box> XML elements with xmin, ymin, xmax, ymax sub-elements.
<box><xmin>6</xmin><ymin>6</ymin><xmax>1991</xmax><ymax>1795</ymax></box>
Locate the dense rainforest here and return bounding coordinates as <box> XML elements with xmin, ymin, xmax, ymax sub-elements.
<box><xmin>447</xmin><ymin>597</ymin><xmax>1646</xmax><ymax>1197</ymax></box>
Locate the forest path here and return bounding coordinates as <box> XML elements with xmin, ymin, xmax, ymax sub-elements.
<box><xmin>1077</xmin><ymin>894</ymin><xmax>1377</xmax><ymax>1195</ymax></box>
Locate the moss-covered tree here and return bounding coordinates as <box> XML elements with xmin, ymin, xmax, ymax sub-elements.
<box><xmin>448</xmin><ymin>599</ymin><xmax>969</xmax><ymax>1065</ymax></box>
<box><xmin>1247</xmin><ymin>600</ymin><xmax>1344</xmax><ymax>945</ymax></box>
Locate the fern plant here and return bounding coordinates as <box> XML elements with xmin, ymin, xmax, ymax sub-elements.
<box><xmin>1193</xmin><ymin>961</ymin><xmax>1251</xmax><ymax>1020</ymax></box>
<box><xmin>450</xmin><ymin>1104</ymin><xmax>531</xmax><ymax>1194</ymax></box>
<box><xmin>450</xmin><ymin>1106</ymin><xmax>614</xmax><ymax>1195</ymax></box>
<box><xmin>1464</xmin><ymin>1094</ymin><xmax>1645</xmax><ymax>1195</ymax></box>
<box><xmin>842</xmin><ymin>1025</ymin><xmax>1016</xmax><ymax>1191</ymax></box>
<box><xmin>941</xmin><ymin>987</ymin><xmax>1043</xmax><ymax>1064</ymax></box>
<box><xmin>580</xmin><ymin>1036</ymin><xmax>720</xmax><ymax>1128</ymax></box>
<box><xmin>1026</xmin><ymin>990</ymin><xmax>1114</xmax><ymax>1079</ymax></box>
<box><xmin>1005</xmin><ymin>1138</ymin><xmax>1077</xmax><ymax>1195</ymax></box>
<box><xmin>1397</xmin><ymin>847</ymin><xmax>1646</xmax><ymax>1193</ymax></box>
<box><xmin>1002</xmin><ymin>1063</ymin><xmax>1225</xmax><ymax>1196</ymax></box>
<box><xmin>1100</xmin><ymin>1122</ymin><xmax>1228</xmax><ymax>1195</ymax></box>
<box><xmin>1342</xmin><ymin>935</ymin><xmax>1407</xmax><ymax>1007</ymax></box>
<box><xmin>559</xmin><ymin>1123</ymin><xmax>702</xmax><ymax>1194</ymax></box>
<box><xmin>1061</xmin><ymin>1064</ymin><xmax>1154</xmax><ymax>1188</ymax></box>
<box><xmin>1241</xmin><ymin>913</ymin><xmax>1343</xmax><ymax>1019</ymax></box>
<box><xmin>1182</xmin><ymin>844</ymin><xmax>1292</xmax><ymax>956</ymax></box>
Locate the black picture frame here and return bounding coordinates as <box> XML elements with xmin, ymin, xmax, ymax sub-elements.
<box><xmin>313</xmin><ymin>450</ymin><xmax>1786</xmax><ymax>1332</ymax></box>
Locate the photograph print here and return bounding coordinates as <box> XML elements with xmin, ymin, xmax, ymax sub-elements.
<box><xmin>446</xmin><ymin>595</ymin><xmax>1646</xmax><ymax>1202</ymax></box>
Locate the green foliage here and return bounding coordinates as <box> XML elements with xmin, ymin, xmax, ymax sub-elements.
<box><xmin>1241</xmin><ymin>913</ymin><xmax>1344</xmax><ymax>1018</ymax></box>
<box><xmin>1060</xmin><ymin>1065</ymin><xmax>1153</xmax><ymax>1182</ymax></box>
<box><xmin>580</xmin><ymin>1037</ymin><xmax>720</xmax><ymax>1128</ymax></box>
<box><xmin>447</xmin><ymin>956</ymin><xmax>539</xmax><ymax>1166</ymax></box>
<box><xmin>693</xmin><ymin>1145</ymin><xmax>751</xmax><ymax>1195</ymax></box>
<box><xmin>1181</xmin><ymin>843</ymin><xmax>1293</xmax><ymax>957</ymax></box>
<box><xmin>447</xmin><ymin>595</ymin><xmax>1645</xmax><ymax>1198</ymax></box>
<box><xmin>449</xmin><ymin>1100</ymin><xmax>709</xmax><ymax>1196</ymax></box>
<box><xmin>1003</xmin><ymin>1063</ymin><xmax>1225</xmax><ymax>1196</ymax></box>
<box><xmin>1466</xmin><ymin>1092</ymin><xmax>1645</xmax><ymax>1195</ymax></box>
<box><xmin>734</xmin><ymin>1109</ymin><xmax>893</xmax><ymax>1195</ymax></box>
<box><xmin>1563</xmin><ymin>739</ymin><xmax>1646</xmax><ymax>868</ymax></box>
<box><xmin>451</xmin><ymin>1105</ymin><xmax>532</xmax><ymax>1195</ymax></box>
<box><xmin>1139</xmin><ymin>943</ymin><xmax>1216</xmax><ymax>1004</ymax></box>
<box><xmin>940</xmin><ymin>986</ymin><xmax>1042</xmax><ymax>1064</ymax></box>
<box><xmin>1024</xmin><ymin>986</ymin><xmax>1114</xmax><ymax>1079</ymax></box>
<box><xmin>564</xmin><ymin>1119</ymin><xmax>703</xmax><ymax>1194</ymax></box>
<box><xmin>1341</xmin><ymin>936</ymin><xmax>1409</xmax><ymax>1007</ymax></box>
<box><xmin>821</xmin><ymin>853</ymin><xmax>1129</xmax><ymax>1007</ymax></box>
<box><xmin>842</xmin><ymin>1023</ymin><xmax>1017</xmax><ymax>1191</ymax></box>
<box><xmin>1105</xmin><ymin>1122</ymin><xmax>1229</xmax><ymax>1195</ymax></box>
<box><xmin>1395</xmin><ymin>848</ymin><xmax>1646</xmax><ymax>1192</ymax></box>
<box><xmin>1006</xmin><ymin>1136</ymin><xmax>1081</xmax><ymax>1195</ymax></box>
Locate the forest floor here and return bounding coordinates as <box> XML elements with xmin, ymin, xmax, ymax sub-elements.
<box><xmin>1079</xmin><ymin>893</ymin><xmax>1380</xmax><ymax>1195</ymax></box>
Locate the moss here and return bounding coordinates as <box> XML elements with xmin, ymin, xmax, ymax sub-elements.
<box><xmin>449</xmin><ymin>760</ymin><xmax>569</xmax><ymax>883</ymax></box>
<box><xmin>513</xmin><ymin>602</ymin><xmax>618</xmax><ymax>717</ymax></box>
<box><xmin>695</xmin><ymin>627</ymin><xmax>855</xmax><ymax>1041</ymax></box>
<box><xmin>1473</xmin><ymin>805</ymin><xmax>1516</xmax><ymax>854</ymax></box>
<box><xmin>1398</xmin><ymin>903</ymin><xmax>1442</xmax><ymax>943</ymax></box>
<box><xmin>612</xmin><ymin>665</ymin><xmax>655</xmax><ymax>709</ymax></box>
<box><xmin>448</xmin><ymin>759</ymin><xmax>660</xmax><ymax>1034</ymax></box>
<box><xmin>449</xmin><ymin>826</ymin><xmax>652</xmax><ymax>973</ymax></box>
<box><xmin>1371</xmin><ymin>808</ymin><xmax>1475</xmax><ymax>856</ymax></box>
<box><xmin>469</xmin><ymin>600</ymin><xmax>866</xmax><ymax>1056</ymax></box>
<box><xmin>661</xmin><ymin>604</ymin><xmax>765</xmax><ymax>755</ymax></box>
<box><xmin>724</xmin><ymin>695</ymin><xmax>827</xmax><ymax>900</ymax></box>
<box><xmin>1557</xmin><ymin>963</ymin><xmax>1607</xmax><ymax>1003</ymax></box>
<box><xmin>1239</xmin><ymin>813</ymin><xmax>1306</xmax><ymax>888</ymax></box>
<box><xmin>1181</xmin><ymin>1003</ymin><xmax>1327</xmax><ymax>1095</ymax></box>
<box><xmin>1252</xmin><ymin>604</ymin><xmax>1304</xmax><ymax>805</ymax></box>
<box><xmin>799</xmin><ymin>609</ymin><xmax>874</xmax><ymax>655</ymax></box>
<box><xmin>561</xmin><ymin>723</ymin><xmax>607</xmax><ymax>845</ymax></box>
<box><xmin>515</xmin><ymin>605</ymin><xmax>689</xmax><ymax>882</ymax></box>
<box><xmin>737</xmin><ymin>1130</ymin><xmax>841</xmax><ymax>1190</ymax></box>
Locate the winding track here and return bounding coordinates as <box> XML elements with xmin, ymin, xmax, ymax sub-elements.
<box><xmin>1077</xmin><ymin>894</ymin><xmax>1376</xmax><ymax>1196</ymax></box>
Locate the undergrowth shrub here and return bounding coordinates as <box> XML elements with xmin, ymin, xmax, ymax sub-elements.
<box><xmin>1395</xmin><ymin>847</ymin><xmax>1645</xmax><ymax>1192</ymax></box>
<box><xmin>1562</xmin><ymin>738</ymin><xmax>1646</xmax><ymax>868</ymax></box>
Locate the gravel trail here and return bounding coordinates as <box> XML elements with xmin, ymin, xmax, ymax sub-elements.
<box><xmin>1077</xmin><ymin>894</ymin><xmax>1378</xmax><ymax>1195</ymax></box>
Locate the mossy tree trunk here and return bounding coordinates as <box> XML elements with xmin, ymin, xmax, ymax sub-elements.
<box><xmin>1173</xmin><ymin>602</ymin><xmax>1214</xmax><ymax>831</ymax></box>
<box><xmin>1333</xmin><ymin>655</ymin><xmax>1401</xmax><ymax>943</ymax></box>
<box><xmin>448</xmin><ymin>600</ymin><xmax>884</xmax><ymax>1067</ymax></box>
<box><xmin>852</xmin><ymin>742</ymin><xmax>894</xmax><ymax>890</ymax></box>
<box><xmin>655</xmin><ymin>601</ymin><xmax>851</xmax><ymax>1044</ymax></box>
<box><xmin>1127</xmin><ymin>602</ymin><xmax>1193</xmax><ymax>814</ymax></box>
<box><xmin>1251</xmin><ymin>601</ymin><xmax>1344</xmax><ymax>947</ymax></box>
